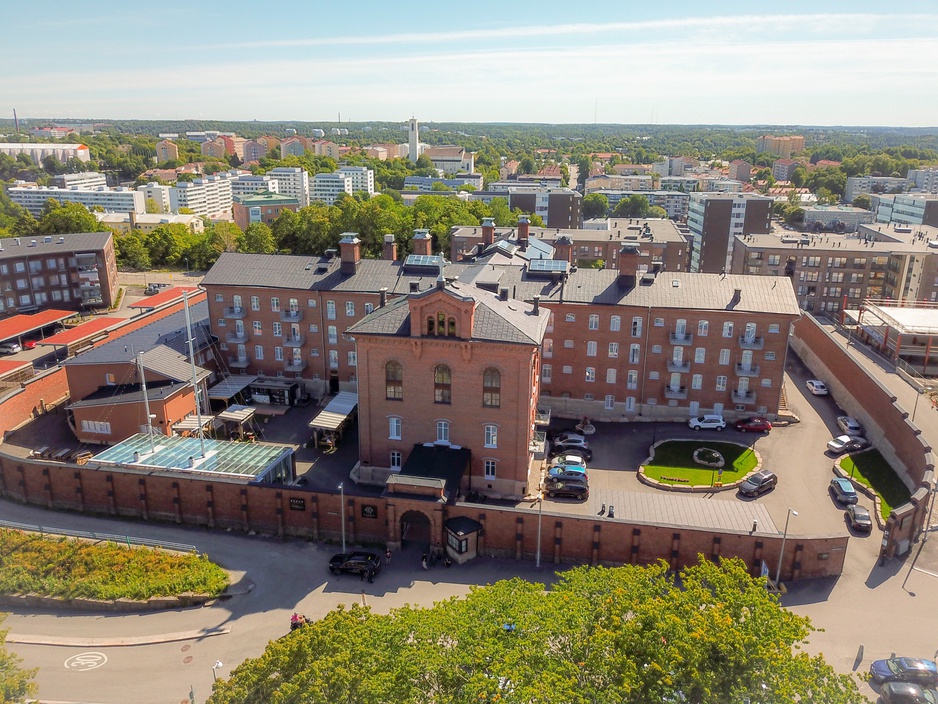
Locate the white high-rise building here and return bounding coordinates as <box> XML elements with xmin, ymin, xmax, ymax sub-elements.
<box><xmin>337</xmin><ymin>166</ymin><xmax>375</xmax><ymax>196</ymax></box>
<box><xmin>311</xmin><ymin>173</ymin><xmax>353</xmax><ymax>205</ymax></box>
<box><xmin>9</xmin><ymin>185</ymin><xmax>144</xmax><ymax>216</ymax></box>
<box><xmin>136</xmin><ymin>183</ymin><xmax>171</xmax><ymax>213</ymax></box>
<box><xmin>169</xmin><ymin>176</ymin><xmax>233</xmax><ymax>219</ymax></box>
<box><xmin>408</xmin><ymin>118</ymin><xmax>420</xmax><ymax>163</ymax></box>
<box><xmin>267</xmin><ymin>167</ymin><xmax>310</xmax><ymax>207</ymax></box>
<box><xmin>231</xmin><ymin>174</ymin><xmax>280</xmax><ymax>197</ymax></box>
<box><xmin>52</xmin><ymin>172</ymin><xmax>107</xmax><ymax>190</ymax></box>
<box><xmin>908</xmin><ymin>169</ymin><xmax>938</xmax><ymax>194</ymax></box>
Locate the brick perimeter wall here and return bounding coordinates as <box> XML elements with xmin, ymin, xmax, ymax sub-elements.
<box><xmin>0</xmin><ymin>453</ymin><xmax>847</xmax><ymax>582</ymax></box>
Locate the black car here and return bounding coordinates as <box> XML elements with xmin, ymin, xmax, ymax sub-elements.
<box><xmin>845</xmin><ymin>504</ymin><xmax>873</xmax><ymax>532</ymax></box>
<box><xmin>544</xmin><ymin>478</ymin><xmax>589</xmax><ymax>500</ymax></box>
<box><xmin>738</xmin><ymin>470</ymin><xmax>778</xmax><ymax>497</ymax></box>
<box><xmin>880</xmin><ymin>681</ymin><xmax>938</xmax><ymax>704</ymax></box>
<box><xmin>329</xmin><ymin>551</ymin><xmax>382</xmax><ymax>576</ymax></box>
<box><xmin>551</xmin><ymin>441</ymin><xmax>592</xmax><ymax>461</ymax></box>
<box><xmin>870</xmin><ymin>658</ymin><xmax>938</xmax><ymax>686</ymax></box>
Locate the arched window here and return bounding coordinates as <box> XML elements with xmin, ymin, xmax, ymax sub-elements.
<box><xmin>434</xmin><ymin>364</ymin><xmax>452</xmax><ymax>404</ymax></box>
<box><xmin>482</xmin><ymin>367</ymin><xmax>501</xmax><ymax>407</ymax></box>
<box><xmin>385</xmin><ymin>361</ymin><xmax>403</xmax><ymax>400</ymax></box>
<box><xmin>427</xmin><ymin>316</ymin><xmax>434</xmax><ymax>335</ymax></box>
<box><xmin>437</xmin><ymin>312</ymin><xmax>446</xmax><ymax>336</ymax></box>
<box><xmin>447</xmin><ymin>317</ymin><xmax>456</xmax><ymax>336</ymax></box>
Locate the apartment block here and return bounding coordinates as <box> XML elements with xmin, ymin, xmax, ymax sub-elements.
<box><xmin>280</xmin><ymin>136</ymin><xmax>306</xmax><ymax>158</ymax></box>
<box><xmin>169</xmin><ymin>175</ymin><xmax>233</xmax><ymax>219</ymax></box>
<box><xmin>267</xmin><ymin>167</ymin><xmax>310</xmax><ymax>207</ymax></box>
<box><xmin>51</xmin><ymin>172</ymin><xmax>108</xmax><ymax>190</ymax></box>
<box><xmin>876</xmin><ymin>194</ymin><xmax>938</xmax><ymax>227</ymax></box>
<box><xmin>801</xmin><ymin>206</ymin><xmax>874</xmax><ymax>232</ymax></box>
<box><xmin>587</xmin><ymin>190</ymin><xmax>689</xmax><ymax>220</ymax></box>
<box><xmin>242</xmin><ymin>140</ymin><xmax>268</xmax><ymax>163</ymax></box>
<box><xmin>403</xmin><ymin>174</ymin><xmax>484</xmax><ymax>192</ymax></box>
<box><xmin>728</xmin><ymin>160</ymin><xmax>752</xmax><ymax>182</ymax></box>
<box><xmin>337</xmin><ymin>166</ymin><xmax>375</xmax><ymax>196</ymax></box>
<box><xmin>0</xmin><ymin>143</ymin><xmax>90</xmax><ymax>164</ymax></box>
<box><xmin>585</xmin><ymin>174</ymin><xmax>654</xmax><ymax>193</ymax></box>
<box><xmin>95</xmin><ymin>212</ymin><xmax>205</xmax><ymax>235</ymax></box>
<box><xmin>230</xmin><ymin>174</ymin><xmax>280</xmax><ymax>197</ymax></box>
<box><xmin>772</xmin><ymin>159</ymin><xmax>799</xmax><ymax>182</ymax></box>
<box><xmin>756</xmin><ymin>135</ymin><xmax>805</xmax><ymax>157</ymax></box>
<box><xmin>845</xmin><ymin>176</ymin><xmax>911</xmax><ymax>203</ymax></box>
<box><xmin>0</xmin><ymin>232</ymin><xmax>118</xmax><ymax>315</ymax></box>
<box><xmin>232</xmin><ymin>192</ymin><xmax>300</xmax><ymax>231</ymax></box>
<box><xmin>311</xmin><ymin>172</ymin><xmax>353</xmax><ymax>205</ymax></box>
<box><xmin>908</xmin><ymin>169</ymin><xmax>938</xmax><ymax>194</ymax></box>
<box><xmin>687</xmin><ymin>193</ymin><xmax>772</xmax><ymax>274</ymax></box>
<box><xmin>8</xmin><ymin>184</ymin><xmax>145</xmax><ymax>216</ymax></box>
<box><xmin>476</xmin><ymin>186</ymin><xmax>582</xmax><ymax>229</ymax></box>
<box><xmin>155</xmin><ymin>140</ymin><xmax>179</xmax><ymax>162</ymax></box>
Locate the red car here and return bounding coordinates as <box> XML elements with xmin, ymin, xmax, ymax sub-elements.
<box><xmin>734</xmin><ymin>416</ymin><xmax>772</xmax><ymax>433</ymax></box>
<box><xmin>22</xmin><ymin>340</ymin><xmax>37</xmax><ymax>350</ymax></box>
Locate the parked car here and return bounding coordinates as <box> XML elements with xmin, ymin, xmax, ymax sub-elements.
<box><xmin>738</xmin><ymin>470</ymin><xmax>778</xmax><ymax>497</ymax></box>
<box><xmin>845</xmin><ymin>504</ymin><xmax>873</xmax><ymax>532</ymax></box>
<box><xmin>144</xmin><ymin>284</ymin><xmax>161</xmax><ymax>295</ymax></box>
<box><xmin>22</xmin><ymin>339</ymin><xmax>37</xmax><ymax>350</ymax></box>
<box><xmin>806</xmin><ymin>379</ymin><xmax>829</xmax><ymax>395</ymax></box>
<box><xmin>870</xmin><ymin>657</ymin><xmax>938</xmax><ymax>686</ymax></box>
<box><xmin>688</xmin><ymin>415</ymin><xmax>726</xmax><ymax>431</ymax></box>
<box><xmin>0</xmin><ymin>342</ymin><xmax>22</xmax><ymax>355</ymax></box>
<box><xmin>829</xmin><ymin>477</ymin><xmax>859</xmax><ymax>505</ymax></box>
<box><xmin>880</xmin><ymin>681</ymin><xmax>938</xmax><ymax>704</ymax></box>
<box><xmin>550</xmin><ymin>454</ymin><xmax>587</xmax><ymax>469</ymax></box>
<box><xmin>826</xmin><ymin>434</ymin><xmax>871</xmax><ymax>455</ymax></box>
<box><xmin>328</xmin><ymin>551</ymin><xmax>382</xmax><ymax>577</ymax></box>
<box><xmin>544</xmin><ymin>478</ymin><xmax>589</xmax><ymax>500</ymax></box>
<box><xmin>547</xmin><ymin>465</ymin><xmax>588</xmax><ymax>482</ymax></box>
<box><xmin>836</xmin><ymin>416</ymin><xmax>864</xmax><ymax>436</ymax></box>
<box><xmin>551</xmin><ymin>431</ymin><xmax>586</xmax><ymax>446</ymax></box>
<box><xmin>551</xmin><ymin>438</ymin><xmax>592</xmax><ymax>460</ymax></box>
<box><xmin>734</xmin><ymin>416</ymin><xmax>772</xmax><ymax>433</ymax></box>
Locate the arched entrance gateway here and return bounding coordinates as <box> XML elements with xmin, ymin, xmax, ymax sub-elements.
<box><xmin>399</xmin><ymin>509</ymin><xmax>432</xmax><ymax>548</ymax></box>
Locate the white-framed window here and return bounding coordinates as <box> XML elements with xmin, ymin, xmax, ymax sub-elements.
<box><xmin>270</xmin><ymin>297</ymin><xmax>280</xmax><ymax>312</ymax></box>
<box><xmin>627</xmin><ymin>370</ymin><xmax>638</xmax><ymax>389</ymax></box>
<box><xmin>768</xmin><ymin>323</ymin><xmax>780</xmax><ymax>333</ymax></box>
<box><xmin>698</xmin><ymin>320</ymin><xmax>709</xmax><ymax>336</ymax></box>
<box><xmin>651</xmin><ymin>345</ymin><xmax>662</xmax><ymax>354</ymax></box>
<box><xmin>629</xmin><ymin>344</ymin><xmax>640</xmax><ymax>363</ymax></box>
<box><xmin>436</xmin><ymin>420</ymin><xmax>450</xmax><ymax>443</ymax></box>
<box><xmin>604</xmin><ymin>394</ymin><xmax>615</xmax><ymax>410</ymax></box>
<box><xmin>326</xmin><ymin>300</ymin><xmax>336</xmax><ymax>319</ymax></box>
<box><xmin>328</xmin><ymin>350</ymin><xmax>338</xmax><ymax>369</ymax></box>
<box><xmin>272</xmin><ymin>322</ymin><xmax>282</xmax><ymax>337</ymax></box>
<box><xmin>542</xmin><ymin>364</ymin><xmax>552</xmax><ymax>383</ymax></box>
<box><xmin>722</xmin><ymin>321</ymin><xmax>734</xmax><ymax>338</ymax></box>
<box><xmin>389</xmin><ymin>417</ymin><xmax>402</xmax><ymax>439</ymax></box>
<box><xmin>328</xmin><ymin>326</ymin><xmax>338</xmax><ymax>344</ymax></box>
<box><xmin>719</xmin><ymin>349</ymin><xmax>730</xmax><ymax>365</ymax></box>
<box><xmin>691</xmin><ymin>373</ymin><xmax>703</xmax><ymax>390</ymax></box>
<box><xmin>390</xmin><ymin>451</ymin><xmax>402</xmax><ymax>468</ymax></box>
<box><xmin>631</xmin><ymin>317</ymin><xmax>642</xmax><ymax>337</ymax></box>
<box><xmin>654</xmin><ymin>317</ymin><xmax>665</xmax><ymax>327</ymax></box>
<box><xmin>254</xmin><ymin>345</ymin><xmax>264</xmax><ymax>360</ymax></box>
<box><xmin>606</xmin><ymin>368</ymin><xmax>616</xmax><ymax>384</ymax></box>
<box><xmin>81</xmin><ymin>420</ymin><xmax>111</xmax><ymax>434</ymax></box>
<box><xmin>586</xmin><ymin>341</ymin><xmax>597</xmax><ymax>357</ymax></box>
<box><xmin>694</xmin><ymin>347</ymin><xmax>706</xmax><ymax>363</ymax></box>
<box><xmin>484</xmin><ymin>425</ymin><xmax>497</xmax><ymax>448</ymax></box>
<box><xmin>585</xmin><ymin>367</ymin><xmax>595</xmax><ymax>382</ymax></box>
<box><xmin>588</xmin><ymin>314</ymin><xmax>599</xmax><ymax>330</ymax></box>
<box><xmin>562</xmin><ymin>365</ymin><xmax>573</xmax><ymax>374</ymax></box>
<box><xmin>547</xmin><ymin>312</ymin><xmax>554</xmax><ymax>332</ymax></box>
<box><xmin>217</xmin><ymin>318</ymin><xmax>226</xmax><ymax>327</ymax></box>
<box><xmin>484</xmin><ymin>459</ymin><xmax>496</xmax><ymax>479</ymax></box>
<box><xmin>543</xmin><ymin>338</ymin><xmax>553</xmax><ymax>358</ymax></box>
<box><xmin>253</xmin><ymin>321</ymin><xmax>262</xmax><ymax>335</ymax></box>
<box><xmin>608</xmin><ymin>342</ymin><xmax>619</xmax><ymax>358</ymax></box>
<box><xmin>564</xmin><ymin>339</ymin><xmax>574</xmax><ymax>348</ymax></box>
<box><xmin>716</xmin><ymin>375</ymin><xmax>727</xmax><ymax>391</ymax></box>
<box><xmin>649</xmin><ymin>371</ymin><xmax>659</xmax><ymax>380</ymax></box>
<box><xmin>274</xmin><ymin>347</ymin><xmax>284</xmax><ymax>361</ymax></box>
<box><xmin>348</xmin><ymin>351</ymin><xmax>357</xmax><ymax>366</ymax></box>
<box><xmin>765</xmin><ymin>351</ymin><xmax>776</xmax><ymax>361</ymax></box>
<box><xmin>610</xmin><ymin>315</ymin><xmax>621</xmax><ymax>332</ymax></box>
<box><xmin>250</xmin><ymin>295</ymin><xmax>260</xmax><ymax>311</ymax></box>
<box><xmin>761</xmin><ymin>378</ymin><xmax>772</xmax><ymax>387</ymax></box>
<box><xmin>625</xmin><ymin>396</ymin><xmax>636</xmax><ymax>412</ymax></box>
<box><xmin>346</xmin><ymin>301</ymin><xmax>355</xmax><ymax>317</ymax></box>
<box><xmin>565</xmin><ymin>313</ymin><xmax>576</xmax><ymax>322</ymax></box>
<box><xmin>215</xmin><ymin>293</ymin><xmax>224</xmax><ymax>302</ymax></box>
<box><xmin>364</xmin><ymin>303</ymin><xmax>374</xmax><ymax>314</ymax></box>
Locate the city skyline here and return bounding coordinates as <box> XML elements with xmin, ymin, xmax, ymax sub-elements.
<box><xmin>2</xmin><ymin>1</ymin><xmax>938</xmax><ymax>127</ymax></box>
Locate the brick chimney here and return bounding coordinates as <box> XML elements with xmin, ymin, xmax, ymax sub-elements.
<box><xmin>382</xmin><ymin>233</ymin><xmax>397</xmax><ymax>261</ymax></box>
<box><xmin>339</xmin><ymin>233</ymin><xmax>361</xmax><ymax>275</ymax></box>
<box><xmin>517</xmin><ymin>215</ymin><xmax>530</xmax><ymax>250</ymax></box>
<box><xmin>553</xmin><ymin>234</ymin><xmax>573</xmax><ymax>263</ymax></box>
<box><xmin>617</xmin><ymin>244</ymin><xmax>640</xmax><ymax>289</ymax></box>
<box><xmin>412</xmin><ymin>229</ymin><xmax>432</xmax><ymax>256</ymax></box>
<box><xmin>481</xmin><ymin>217</ymin><xmax>495</xmax><ymax>246</ymax></box>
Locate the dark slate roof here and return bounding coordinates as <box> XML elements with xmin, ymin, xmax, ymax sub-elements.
<box><xmin>63</xmin><ymin>301</ymin><xmax>215</xmax><ymax>377</ymax></box>
<box><xmin>0</xmin><ymin>232</ymin><xmax>112</xmax><ymax>259</ymax></box>
<box><xmin>397</xmin><ymin>443</ymin><xmax>471</xmax><ymax>501</ymax></box>
<box><xmin>348</xmin><ymin>280</ymin><xmax>551</xmax><ymax>345</ymax></box>
<box><xmin>68</xmin><ymin>380</ymin><xmax>189</xmax><ymax>408</ymax></box>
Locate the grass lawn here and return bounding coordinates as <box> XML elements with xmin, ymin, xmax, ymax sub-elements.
<box><xmin>0</xmin><ymin>529</ymin><xmax>229</xmax><ymax>601</ymax></box>
<box><xmin>643</xmin><ymin>440</ymin><xmax>759</xmax><ymax>486</ymax></box>
<box><xmin>839</xmin><ymin>449</ymin><xmax>912</xmax><ymax>520</ymax></box>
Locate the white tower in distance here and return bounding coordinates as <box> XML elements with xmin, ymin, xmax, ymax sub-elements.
<box><xmin>408</xmin><ymin>117</ymin><xmax>420</xmax><ymax>163</ymax></box>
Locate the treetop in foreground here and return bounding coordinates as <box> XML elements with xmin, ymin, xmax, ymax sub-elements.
<box><xmin>208</xmin><ymin>557</ymin><xmax>864</xmax><ymax>704</ymax></box>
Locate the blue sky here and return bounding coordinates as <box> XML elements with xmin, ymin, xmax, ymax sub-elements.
<box><xmin>3</xmin><ymin>1</ymin><xmax>937</xmax><ymax>126</ymax></box>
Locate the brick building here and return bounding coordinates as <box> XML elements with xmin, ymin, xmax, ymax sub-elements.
<box><xmin>232</xmin><ymin>191</ymin><xmax>300</xmax><ymax>231</ymax></box>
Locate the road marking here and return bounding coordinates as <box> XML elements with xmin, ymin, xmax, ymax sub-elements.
<box><xmin>912</xmin><ymin>566</ymin><xmax>938</xmax><ymax>580</ymax></box>
<box><xmin>64</xmin><ymin>652</ymin><xmax>107</xmax><ymax>671</ymax></box>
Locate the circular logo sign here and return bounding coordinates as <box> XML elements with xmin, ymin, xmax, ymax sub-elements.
<box><xmin>65</xmin><ymin>652</ymin><xmax>108</xmax><ymax>672</ymax></box>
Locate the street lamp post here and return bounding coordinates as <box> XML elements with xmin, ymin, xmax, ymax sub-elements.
<box><xmin>775</xmin><ymin>508</ymin><xmax>798</xmax><ymax>587</ymax></box>
<box><xmin>912</xmin><ymin>387</ymin><xmax>926</xmax><ymax>423</ymax></box>
<box><xmin>535</xmin><ymin>492</ymin><xmax>544</xmax><ymax>568</ymax></box>
<box><xmin>338</xmin><ymin>482</ymin><xmax>346</xmax><ymax>553</ymax></box>
<box><xmin>184</xmin><ymin>257</ymin><xmax>189</xmax><ymax>276</ymax></box>
<box><xmin>212</xmin><ymin>660</ymin><xmax>223</xmax><ymax>682</ymax></box>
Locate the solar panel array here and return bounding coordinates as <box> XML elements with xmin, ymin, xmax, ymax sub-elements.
<box><xmin>529</xmin><ymin>259</ymin><xmax>568</xmax><ymax>273</ymax></box>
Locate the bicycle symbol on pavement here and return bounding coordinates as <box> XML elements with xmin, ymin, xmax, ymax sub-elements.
<box><xmin>64</xmin><ymin>652</ymin><xmax>108</xmax><ymax>672</ymax></box>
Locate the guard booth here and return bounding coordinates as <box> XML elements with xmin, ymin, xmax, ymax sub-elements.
<box><xmin>444</xmin><ymin>516</ymin><xmax>483</xmax><ymax>565</ymax></box>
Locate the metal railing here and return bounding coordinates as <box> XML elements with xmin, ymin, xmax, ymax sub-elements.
<box><xmin>0</xmin><ymin>519</ymin><xmax>199</xmax><ymax>553</ymax></box>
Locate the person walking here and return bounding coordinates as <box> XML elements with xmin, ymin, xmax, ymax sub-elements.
<box><xmin>385</xmin><ymin>548</ymin><xmax>392</xmax><ymax>566</ymax></box>
<box><xmin>421</xmin><ymin>553</ymin><xmax>428</xmax><ymax>570</ymax></box>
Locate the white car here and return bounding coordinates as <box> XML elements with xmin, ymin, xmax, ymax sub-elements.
<box><xmin>550</xmin><ymin>454</ymin><xmax>587</xmax><ymax>470</ymax></box>
<box><xmin>827</xmin><ymin>434</ymin><xmax>871</xmax><ymax>455</ymax></box>
<box><xmin>836</xmin><ymin>416</ymin><xmax>864</xmax><ymax>436</ymax></box>
<box><xmin>688</xmin><ymin>415</ymin><xmax>726</xmax><ymax>431</ymax></box>
<box><xmin>806</xmin><ymin>379</ymin><xmax>828</xmax><ymax>396</ymax></box>
<box><xmin>0</xmin><ymin>342</ymin><xmax>22</xmax><ymax>355</ymax></box>
<box><xmin>552</xmin><ymin>431</ymin><xmax>586</xmax><ymax>446</ymax></box>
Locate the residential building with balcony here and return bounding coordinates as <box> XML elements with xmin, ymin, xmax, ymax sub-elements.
<box><xmin>267</xmin><ymin>167</ymin><xmax>310</xmax><ymax>207</ymax></box>
<box><xmin>845</xmin><ymin>176</ymin><xmax>912</xmax><ymax>203</ymax></box>
<box><xmin>156</xmin><ymin>140</ymin><xmax>179</xmax><ymax>162</ymax></box>
<box><xmin>687</xmin><ymin>193</ymin><xmax>773</xmax><ymax>274</ymax></box>
<box><xmin>311</xmin><ymin>172</ymin><xmax>353</xmax><ymax>205</ymax></box>
<box><xmin>908</xmin><ymin>169</ymin><xmax>938</xmax><ymax>194</ymax></box>
<box><xmin>336</xmin><ymin>166</ymin><xmax>375</xmax><ymax>196</ymax></box>
<box><xmin>51</xmin><ymin>172</ymin><xmax>107</xmax><ymax>190</ymax></box>
<box><xmin>168</xmin><ymin>175</ymin><xmax>233</xmax><ymax>219</ymax></box>
<box><xmin>7</xmin><ymin>184</ymin><xmax>145</xmax><ymax>216</ymax></box>
<box><xmin>772</xmin><ymin>159</ymin><xmax>799</xmax><ymax>181</ymax></box>
<box><xmin>230</xmin><ymin>174</ymin><xmax>280</xmax><ymax>197</ymax></box>
<box><xmin>756</xmin><ymin>135</ymin><xmax>805</xmax><ymax>157</ymax></box>
<box><xmin>0</xmin><ymin>143</ymin><xmax>90</xmax><ymax>164</ymax></box>
<box><xmin>0</xmin><ymin>232</ymin><xmax>117</xmax><ymax>314</ymax></box>
<box><xmin>728</xmin><ymin>160</ymin><xmax>752</xmax><ymax>183</ymax></box>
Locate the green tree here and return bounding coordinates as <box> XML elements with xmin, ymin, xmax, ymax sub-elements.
<box><xmin>0</xmin><ymin>615</ymin><xmax>37</xmax><ymax>704</ymax></box>
<box><xmin>852</xmin><ymin>194</ymin><xmax>872</xmax><ymax>210</ymax></box>
<box><xmin>612</xmin><ymin>194</ymin><xmax>650</xmax><ymax>218</ymax></box>
<box><xmin>237</xmin><ymin>222</ymin><xmax>277</xmax><ymax>254</ymax></box>
<box><xmin>208</xmin><ymin>222</ymin><xmax>244</xmax><ymax>255</ymax></box>
<box><xmin>114</xmin><ymin>232</ymin><xmax>151</xmax><ymax>270</ymax></box>
<box><xmin>582</xmin><ymin>193</ymin><xmax>609</xmax><ymax>220</ymax></box>
<box><xmin>144</xmin><ymin>224</ymin><xmax>186</xmax><ymax>266</ymax></box>
<box><xmin>790</xmin><ymin>166</ymin><xmax>808</xmax><ymax>188</ymax></box>
<box><xmin>36</xmin><ymin>201</ymin><xmax>106</xmax><ymax>235</ymax></box>
<box><xmin>414</xmin><ymin>154</ymin><xmax>434</xmax><ymax>170</ymax></box>
<box><xmin>518</xmin><ymin>156</ymin><xmax>536</xmax><ymax>174</ymax></box>
<box><xmin>208</xmin><ymin>558</ymin><xmax>864</xmax><ymax>704</ymax></box>
<box><xmin>647</xmin><ymin>205</ymin><xmax>668</xmax><ymax>218</ymax></box>
<box><xmin>145</xmin><ymin>198</ymin><xmax>161</xmax><ymax>214</ymax></box>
